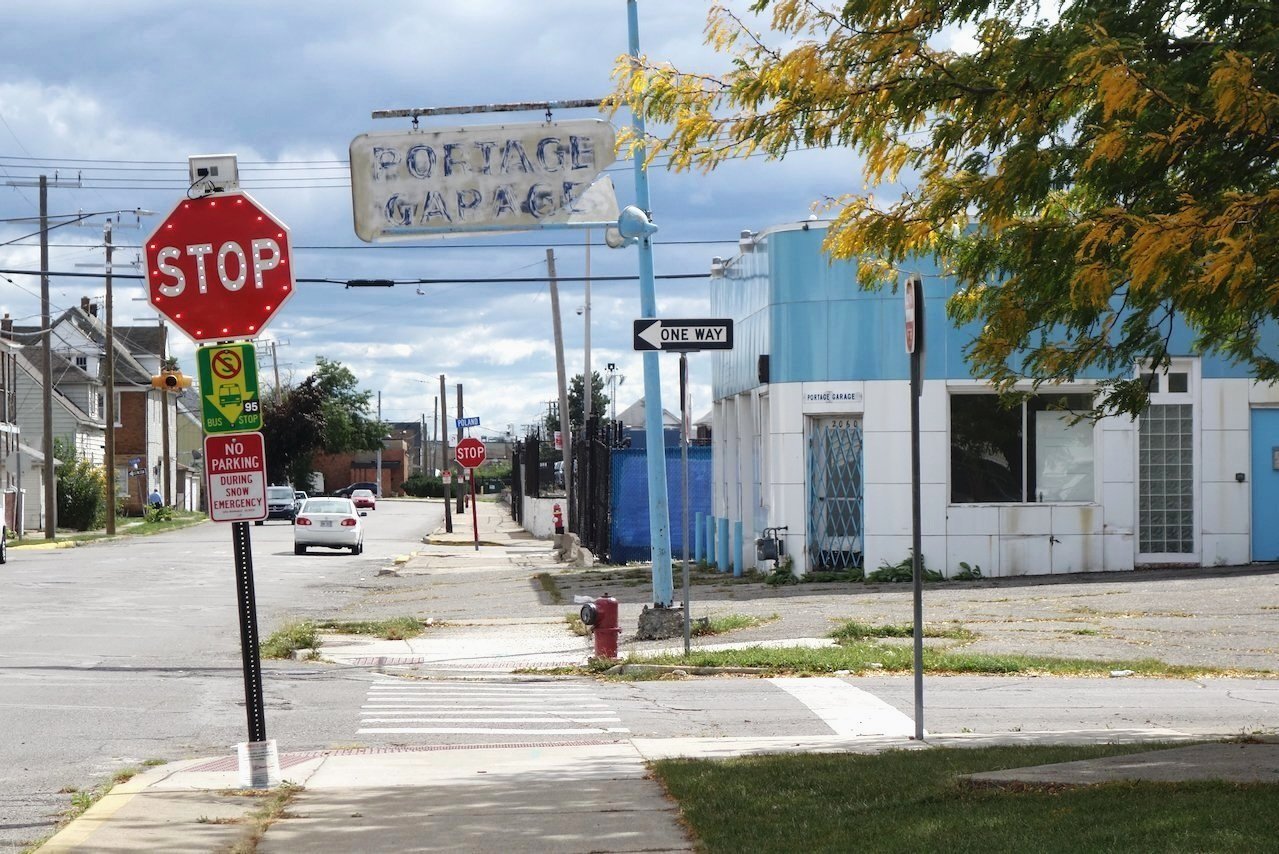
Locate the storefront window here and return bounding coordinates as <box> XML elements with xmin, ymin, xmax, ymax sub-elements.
<box><xmin>950</xmin><ymin>393</ymin><xmax>1094</xmax><ymax>503</ymax></box>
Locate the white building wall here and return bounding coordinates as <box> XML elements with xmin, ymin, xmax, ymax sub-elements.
<box><xmin>1200</xmin><ymin>379</ymin><xmax>1251</xmax><ymax>566</ymax></box>
<box><xmin>740</xmin><ymin>376</ymin><xmax>1266</xmax><ymax>579</ymax></box>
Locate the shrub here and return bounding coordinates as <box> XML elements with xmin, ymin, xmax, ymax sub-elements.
<box><xmin>54</xmin><ymin>439</ymin><xmax>106</xmax><ymax>531</ymax></box>
<box><xmin>867</xmin><ymin>551</ymin><xmax>943</xmax><ymax>583</ymax></box>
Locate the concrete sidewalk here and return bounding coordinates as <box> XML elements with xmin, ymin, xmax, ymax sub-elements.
<box><xmin>38</xmin><ymin>499</ymin><xmax>1279</xmax><ymax>851</ymax></box>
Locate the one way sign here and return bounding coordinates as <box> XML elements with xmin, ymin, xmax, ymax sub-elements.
<box><xmin>633</xmin><ymin>318</ymin><xmax>735</xmax><ymax>352</ymax></box>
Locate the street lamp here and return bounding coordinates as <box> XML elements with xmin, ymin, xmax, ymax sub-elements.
<box><xmin>606</xmin><ymin>362</ymin><xmax>624</xmax><ymax>424</ymax></box>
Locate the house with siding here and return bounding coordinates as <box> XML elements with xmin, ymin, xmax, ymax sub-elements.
<box><xmin>5</xmin><ymin>300</ymin><xmax>183</xmax><ymax>518</ymax></box>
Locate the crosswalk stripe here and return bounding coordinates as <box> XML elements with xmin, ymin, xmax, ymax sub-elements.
<box><xmin>362</xmin><ymin>704</ymin><xmax>613</xmax><ymax>710</ymax></box>
<box><xmin>361</xmin><ymin>717</ymin><xmax>621</xmax><ymax>723</ymax></box>
<box><xmin>770</xmin><ymin>677</ymin><xmax>918</xmax><ymax>737</ymax></box>
<box><xmin>359</xmin><ymin>678</ymin><xmax>624</xmax><ymax>739</ymax></box>
<box><xmin>358</xmin><ymin>727</ymin><xmax>631</xmax><ymax>735</ymax></box>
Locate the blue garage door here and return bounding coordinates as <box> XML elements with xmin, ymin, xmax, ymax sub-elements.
<box><xmin>1251</xmin><ymin>409</ymin><xmax>1279</xmax><ymax>561</ymax></box>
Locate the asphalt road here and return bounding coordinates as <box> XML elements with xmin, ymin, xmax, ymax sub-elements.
<box><xmin>5</xmin><ymin>500</ymin><xmax>1279</xmax><ymax>851</ymax></box>
<box><xmin>0</xmin><ymin>499</ymin><xmax>442</xmax><ymax>852</ymax></box>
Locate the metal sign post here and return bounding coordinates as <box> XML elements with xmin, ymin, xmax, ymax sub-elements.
<box><xmin>146</xmin><ymin>158</ymin><xmax>287</xmax><ymax>786</ymax></box>
<box><xmin>680</xmin><ymin>352</ymin><xmax>691</xmax><ymax>654</ymax></box>
<box><xmin>232</xmin><ymin>520</ymin><xmax>267</xmax><ymax>743</ymax></box>
<box><xmin>906</xmin><ymin>274</ymin><xmax>926</xmax><ymax>741</ymax></box>
<box><xmin>634</xmin><ymin>321</ymin><xmax>733</xmax><ymax>647</ymax></box>
<box><xmin>455</xmin><ymin>438</ymin><xmax>486</xmax><ymax>551</ymax></box>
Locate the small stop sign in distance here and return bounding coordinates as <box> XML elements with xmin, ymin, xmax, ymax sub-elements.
<box><xmin>455</xmin><ymin>437</ymin><xmax>486</xmax><ymax>468</ymax></box>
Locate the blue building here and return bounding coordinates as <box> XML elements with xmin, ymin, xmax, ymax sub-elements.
<box><xmin>709</xmin><ymin>222</ymin><xmax>1275</xmax><ymax>577</ymax></box>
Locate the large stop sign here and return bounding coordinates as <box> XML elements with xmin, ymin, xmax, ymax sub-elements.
<box><xmin>145</xmin><ymin>191</ymin><xmax>295</xmax><ymax>342</ymax></box>
<box><xmin>455</xmin><ymin>437</ymin><xmax>486</xmax><ymax>469</ymax></box>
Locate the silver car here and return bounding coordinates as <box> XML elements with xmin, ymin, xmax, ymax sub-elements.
<box><xmin>293</xmin><ymin>497</ymin><xmax>366</xmax><ymax>555</ymax></box>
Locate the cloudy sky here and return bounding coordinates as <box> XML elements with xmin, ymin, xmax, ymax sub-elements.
<box><xmin>0</xmin><ymin>1</ymin><xmax>863</xmax><ymax>439</ymax></box>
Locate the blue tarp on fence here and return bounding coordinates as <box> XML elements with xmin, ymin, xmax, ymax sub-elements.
<box><xmin>609</xmin><ymin>445</ymin><xmax>712</xmax><ymax>563</ymax></box>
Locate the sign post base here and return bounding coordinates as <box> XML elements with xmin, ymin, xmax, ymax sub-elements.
<box><xmin>236</xmin><ymin>739</ymin><xmax>280</xmax><ymax>789</ymax></box>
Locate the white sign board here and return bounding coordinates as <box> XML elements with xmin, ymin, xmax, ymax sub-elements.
<box><xmin>204</xmin><ymin>432</ymin><xmax>268</xmax><ymax>522</ymax></box>
<box><xmin>349</xmin><ymin>119</ymin><xmax>619</xmax><ymax>242</ymax></box>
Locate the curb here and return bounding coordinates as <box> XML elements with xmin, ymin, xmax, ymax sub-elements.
<box><xmin>423</xmin><ymin>537</ymin><xmax>512</xmax><ymax>547</ymax></box>
<box><xmin>604</xmin><ymin>663</ymin><xmax>770</xmax><ymax>676</ymax></box>
<box><xmin>38</xmin><ymin>761</ymin><xmax>178</xmax><ymax>852</ymax></box>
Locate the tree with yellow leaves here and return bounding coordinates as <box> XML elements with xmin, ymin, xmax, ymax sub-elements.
<box><xmin>609</xmin><ymin>1</ymin><xmax>1279</xmax><ymax>415</ymax></box>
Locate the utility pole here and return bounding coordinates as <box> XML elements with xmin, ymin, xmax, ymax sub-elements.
<box><xmin>439</xmin><ymin>374</ymin><xmax>452</xmax><ymax>533</ymax></box>
<box><xmin>584</xmin><ymin>230</ymin><xmax>593</xmax><ymax>424</ymax></box>
<box><xmin>103</xmin><ymin>219</ymin><xmax>117</xmax><ymax>534</ymax></box>
<box><xmin>432</xmin><ymin>396</ymin><xmax>438</xmax><ymax>474</ymax></box>
<box><xmin>270</xmin><ymin>341</ymin><xmax>281</xmax><ymax>401</ymax></box>
<box><xmin>455</xmin><ymin>383</ymin><xmax>464</xmax><ymax>515</ymax></box>
<box><xmin>375</xmin><ymin>390</ymin><xmax>383</xmax><ymax>496</ymax></box>
<box><xmin>40</xmin><ymin>176</ymin><xmax>54</xmax><ymax>539</ymax></box>
<box><xmin>419</xmin><ymin>412</ymin><xmax>426</xmax><ymax>475</ymax></box>
<box><xmin>161</xmin><ymin>385</ymin><xmax>172</xmax><ymax>505</ymax></box>
<box><xmin>547</xmin><ymin>249</ymin><xmax>572</xmax><ymax>519</ymax></box>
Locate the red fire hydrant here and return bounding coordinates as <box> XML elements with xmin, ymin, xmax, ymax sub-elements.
<box><xmin>580</xmin><ymin>594</ymin><xmax>621</xmax><ymax>659</ymax></box>
<box><xmin>552</xmin><ymin>503</ymin><xmax>564</xmax><ymax>535</ymax></box>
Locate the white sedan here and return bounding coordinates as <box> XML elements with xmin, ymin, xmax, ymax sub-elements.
<box><xmin>293</xmin><ymin>497</ymin><xmax>366</xmax><ymax>555</ymax></box>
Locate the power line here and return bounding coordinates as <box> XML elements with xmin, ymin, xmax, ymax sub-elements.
<box><xmin>0</xmin><ymin>267</ymin><xmax>710</xmax><ymax>285</ymax></box>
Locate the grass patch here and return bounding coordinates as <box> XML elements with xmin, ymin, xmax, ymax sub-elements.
<box><xmin>566</xmin><ymin>612</ymin><xmax>589</xmax><ymax>637</ymax></box>
<box><xmin>260</xmin><ymin>620</ymin><xmax>320</xmax><ymax>659</ymax></box>
<box><xmin>651</xmin><ymin>743</ymin><xmax>1279</xmax><ymax>853</ymax></box>
<box><xmin>25</xmin><ymin>763</ymin><xmax>152</xmax><ymax>851</ymax></box>
<box><xmin>11</xmin><ymin>512</ymin><xmax>207</xmax><ymax>547</ymax></box>
<box><xmin>535</xmin><ymin>572</ymin><xmax>564</xmax><ymax>604</ymax></box>
<box><xmin>315</xmin><ymin>617</ymin><xmax>425</xmax><ymax>640</ymax></box>
<box><xmin>599</xmin><ymin>642</ymin><xmax>1253</xmax><ymax>678</ymax></box>
<box><xmin>692</xmin><ymin>613</ymin><xmax>778</xmax><ymax>637</ymax></box>
<box><xmin>829</xmin><ymin>620</ymin><xmax>976</xmax><ymax>643</ymax></box>
<box><xmin>228</xmin><ymin>781</ymin><xmax>303</xmax><ymax>853</ymax></box>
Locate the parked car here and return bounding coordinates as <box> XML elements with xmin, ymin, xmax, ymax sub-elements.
<box><xmin>293</xmin><ymin>497</ymin><xmax>365</xmax><ymax>555</ymax></box>
<box><xmin>350</xmin><ymin>488</ymin><xmax>376</xmax><ymax>510</ymax></box>
<box><xmin>257</xmin><ymin>485</ymin><xmax>298</xmax><ymax>525</ymax></box>
<box><xmin>334</xmin><ymin>481</ymin><xmax>379</xmax><ymax>498</ymax></box>
<box><xmin>294</xmin><ymin>490</ymin><xmax>308</xmax><ymax>502</ymax></box>
<box><xmin>0</xmin><ymin>526</ymin><xmax>6</xmax><ymax>564</ymax></box>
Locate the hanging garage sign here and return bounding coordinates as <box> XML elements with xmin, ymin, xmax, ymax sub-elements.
<box><xmin>349</xmin><ymin>119</ymin><xmax>618</xmax><ymax>241</ymax></box>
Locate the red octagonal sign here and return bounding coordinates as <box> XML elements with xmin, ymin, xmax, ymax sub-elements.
<box><xmin>145</xmin><ymin>191</ymin><xmax>294</xmax><ymax>343</ymax></box>
<box><xmin>455</xmin><ymin>437</ymin><xmax>486</xmax><ymax>469</ymax></box>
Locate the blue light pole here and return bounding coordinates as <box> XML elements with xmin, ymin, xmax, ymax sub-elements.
<box><xmin>627</xmin><ymin>0</ymin><xmax>674</xmax><ymax>607</ymax></box>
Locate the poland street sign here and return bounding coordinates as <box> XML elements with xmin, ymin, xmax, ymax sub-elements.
<box><xmin>205</xmin><ymin>432</ymin><xmax>268</xmax><ymax>523</ymax></box>
<box><xmin>197</xmin><ymin>341</ymin><xmax>261</xmax><ymax>434</ymax></box>
<box><xmin>455</xmin><ymin>416</ymin><xmax>481</xmax><ymax>429</ymax></box>
<box><xmin>633</xmin><ymin>318</ymin><xmax>734</xmax><ymax>352</ymax></box>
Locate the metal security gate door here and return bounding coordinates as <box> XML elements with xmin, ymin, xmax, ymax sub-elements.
<box><xmin>808</xmin><ymin>417</ymin><xmax>864</xmax><ymax>570</ymax></box>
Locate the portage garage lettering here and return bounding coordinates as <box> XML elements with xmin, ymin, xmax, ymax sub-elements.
<box><xmin>349</xmin><ymin>119</ymin><xmax>618</xmax><ymax>240</ymax></box>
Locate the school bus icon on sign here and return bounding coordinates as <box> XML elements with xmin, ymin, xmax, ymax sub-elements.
<box><xmin>197</xmin><ymin>342</ymin><xmax>262</xmax><ymax>434</ymax></box>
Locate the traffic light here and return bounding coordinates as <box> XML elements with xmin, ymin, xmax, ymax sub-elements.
<box><xmin>151</xmin><ymin>370</ymin><xmax>192</xmax><ymax>390</ymax></box>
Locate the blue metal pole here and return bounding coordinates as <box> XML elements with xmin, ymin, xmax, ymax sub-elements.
<box><xmin>627</xmin><ymin>0</ymin><xmax>674</xmax><ymax>607</ymax></box>
<box><xmin>733</xmin><ymin>520</ymin><xmax>744</xmax><ymax>578</ymax></box>
<box><xmin>717</xmin><ymin>517</ymin><xmax>730</xmax><ymax>575</ymax></box>
<box><xmin>706</xmin><ymin>516</ymin><xmax>717</xmax><ymax>568</ymax></box>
